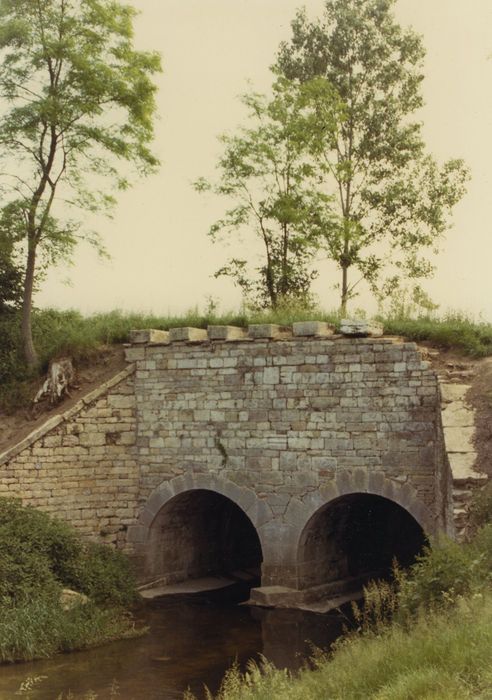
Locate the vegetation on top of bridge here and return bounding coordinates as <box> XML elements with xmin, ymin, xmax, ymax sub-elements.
<box><xmin>1</xmin><ymin>306</ymin><xmax>492</xmax><ymax>413</ymax></box>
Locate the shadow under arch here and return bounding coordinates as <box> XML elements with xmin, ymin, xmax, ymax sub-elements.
<box><xmin>133</xmin><ymin>473</ymin><xmax>268</xmax><ymax>584</ymax></box>
<box><xmin>297</xmin><ymin>491</ymin><xmax>428</xmax><ymax>590</ymax></box>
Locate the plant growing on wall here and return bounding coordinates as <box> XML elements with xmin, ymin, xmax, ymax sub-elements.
<box><xmin>0</xmin><ymin>0</ymin><xmax>161</xmax><ymax>365</ymax></box>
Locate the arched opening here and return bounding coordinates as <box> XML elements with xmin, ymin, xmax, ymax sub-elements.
<box><xmin>297</xmin><ymin>493</ymin><xmax>427</xmax><ymax>590</ymax></box>
<box><xmin>146</xmin><ymin>489</ymin><xmax>263</xmax><ymax>585</ymax></box>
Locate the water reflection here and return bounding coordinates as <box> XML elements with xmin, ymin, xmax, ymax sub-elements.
<box><xmin>0</xmin><ymin>587</ymin><xmax>348</xmax><ymax>700</ymax></box>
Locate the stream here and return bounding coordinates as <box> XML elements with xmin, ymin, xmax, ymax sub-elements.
<box><xmin>0</xmin><ymin>585</ymin><xmax>350</xmax><ymax>700</ymax></box>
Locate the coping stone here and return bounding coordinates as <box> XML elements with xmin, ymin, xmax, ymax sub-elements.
<box><xmin>292</xmin><ymin>321</ymin><xmax>335</xmax><ymax>337</ymax></box>
<box><xmin>169</xmin><ymin>327</ymin><xmax>208</xmax><ymax>343</ymax></box>
<box><xmin>248</xmin><ymin>324</ymin><xmax>282</xmax><ymax>339</ymax></box>
<box><xmin>129</xmin><ymin>329</ymin><xmax>169</xmax><ymax>344</ymax></box>
<box><xmin>340</xmin><ymin>319</ymin><xmax>383</xmax><ymax>337</ymax></box>
<box><xmin>207</xmin><ymin>325</ymin><xmax>247</xmax><ymax>341</ymax></box>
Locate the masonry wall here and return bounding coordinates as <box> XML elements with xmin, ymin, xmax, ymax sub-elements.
<box><xmin>0</xmin><ymin>332</ymin><xmax>449</xmax><ymax>589</ymax></box>
<box><xmin>130</xmin><ymin>336</ymin><xmax>441</xmax><ymax>519</ymax></box>
<box><xmin>0</xmin><ymin>368</ymin><xmax>138</xmax><ymax>546</ymax></box>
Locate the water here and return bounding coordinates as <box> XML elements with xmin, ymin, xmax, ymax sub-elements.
<box><xmin>0</xmin><ymin>586</ymin><xmax>349</xmax><ymax>700</ymax></box>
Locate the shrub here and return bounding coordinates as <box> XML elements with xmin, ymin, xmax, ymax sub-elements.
<box><xmin>0</xmin><ymin>498</ymin><xmax>82</xmax><ymax>604</ymax></box>
<box><xmin>469</xmin><ymin>483</ymin><xmax>492</xmax><ymax>532</ymax></box>
<box><xmin>0</xmin><ymin>498</ymin><xmax>137</xmax><ymax>607</ymax></box>
<box><xmin>64</xmin><ymin>542</ymin><xmax>137</xmax><ymax>607</ymax></box>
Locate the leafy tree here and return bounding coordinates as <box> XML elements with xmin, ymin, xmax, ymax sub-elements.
<box><xmin>0</xmin><ymin>231</ymin><xmax>22</xmax><ymax>313</ymax></box>
<box><xmin>195</xmin><ymin>77</ymin><xmax>343</xmax><ymax>309</ymax></box>
<box><xmin>0</xmin><ymin>0</ymin><xmax>161</xmax><ymax>365</ymax></box>
<box><xmin>275</xmin><ymin>0</ymin><xmax>469</xmax><ymax>313</ymax></box>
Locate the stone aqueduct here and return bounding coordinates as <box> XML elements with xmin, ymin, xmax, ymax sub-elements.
<box><xmin>0</xmin><ymin>321</ymin><xmax>467</xmax><ymax>605</ymax></box>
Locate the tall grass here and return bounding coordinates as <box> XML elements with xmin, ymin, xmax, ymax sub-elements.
<box><xmin>194</xmin><ymin>593</ymin><xmax>492</xmax><ymax>700</ymax></box>
<box><xmin>0</xmin><ymin>598</ymin><xmax>138</xmax><ymax>664</ymax></box>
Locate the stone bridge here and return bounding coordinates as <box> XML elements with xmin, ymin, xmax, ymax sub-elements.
<box><xmin>0</xmin><ymin>322</ymin><xmax>485</xmax><ymax>606</ymax></box>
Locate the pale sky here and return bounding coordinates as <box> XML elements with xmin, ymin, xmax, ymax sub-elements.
<box><xmin>37</xmin><ymin>0</ymin><xmax>492</xmax><ymax>320</ymax></box>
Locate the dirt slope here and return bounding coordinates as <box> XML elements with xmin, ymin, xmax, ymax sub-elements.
<box><xmin>0</xmin><ymin>346</ymin><xmax>126</xmax><ymax>455</ymax></box>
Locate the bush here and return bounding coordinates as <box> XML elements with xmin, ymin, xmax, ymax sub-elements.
<box><xmin>469</xmin><ymin>483</ymin><xmax>492</xmax><ymax>531</ymax></box>
<box><xmin>0</xmin><ymin>498</ymin><xmax>140</xmax><ymax>663</ymax></box>
<box><xmin>64</xmin><ymin>542</ymin><xmax>137</xmax><ymax>607</ymax></box>
<box><xmin>0</xmin><ymin>499</ymin><xmax>82</xmax><ymax>605</ymax></box>
<box><xmin>0</xmin><ymin>498</ymin><xmax>137</xmax><ymax>607</ymax></box>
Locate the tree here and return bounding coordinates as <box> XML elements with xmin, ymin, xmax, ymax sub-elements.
<box><xmin>0</xmin><ymin>0</ymin><xmax>161</xmax><ymax>365</ymax></box>
<box><xmin>195</xmin><ymin>77</ymin><xmax>343</xmax><ymax>309</ymax></box>
<box><xmin>0</xmin><ymin>232</ymin><xmax>22</xmax><ymax>313</ymax></box>
<box><xmin>275</xmin><ymin>0</ymin><xmax>469</xmax><ymax>313</ymax></box>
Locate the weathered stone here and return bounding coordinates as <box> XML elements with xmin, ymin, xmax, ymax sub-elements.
<box><xmin>441</xmin><ymin>404</ymin><xmax>475</xmax><ymax>428</ymax></box>
<box><xmin>248</xmin><ymin>324</ymin><xmax>282</xmax><ymax>339</ymax></box>
<box><xmin>292</xmin><ymin>321</ymin><xmax>335</xmax><ymax>337</ymax></box>
<box><xmin>440</xmin><ymin>383</ymin><xmax>470</xmax><ymax>403</ymax></box>
<box><xmin>169</xmin><ymin>327</ymin><xmax>208</xmax><ymax>343</ymax></box>
<box><xmin>340</xmin><ymin>319</ymin><xmax>383</xmax><ymax>337</ymax></box>
<box><xmin>129</xmin><ymin>329</ymin><xmax>169</xmax><ymax>344</ymax></box>
<box><xmin>207</xmin><ymin>325</ymin><xmax>247</xmax><ymax>341</ymax></box>
<box><xmin>60</xmin><ymin>589</ymin><xmax>89</xmax><ymax>611</ymax></box>
<box><xmin>443</xmin><ymin>426</ymin><xmax>475</xmax><ymax>453</ymax></box>
<box><xmin>448</xmin><ymin>453</ymin><xmax>486</xmax><ymax>484</ymax></box>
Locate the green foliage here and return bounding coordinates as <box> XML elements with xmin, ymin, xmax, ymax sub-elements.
<box><xmin>381</xmin><ymin>312</ymin><xmax>492</xmax><ymax>357</ymax></box>
<box><xmin>195</xmin><ymin>77</ymin><xmax>343</xmax><ymax>309</ymax></box>
<box><xmin>64</xmin><ymin>542</ymin><xmax>137</xmax><ymax>607</ymax></box>
<box><xmin>275</xmin><ymin>0</ymin><xmax>469</xmax><ymax>311</ymax></box>
<box><xmin>0</xmin><ymin>242</ymin><xmax>22</xmax><ymax>313</ymax></box>
<box><xmin>0</xmin><ymin>498</ymin><xmax>82</xmax><ymax>605</ymax></box>
<box><xmin>0</xmin><ymin>497</ymin><xmax>137</xmax><ymax>607</ymax></box>
<box><xmin>0</xmin><ymin>0</ymin><xmax>161</xmax><ymax>364</ymax></box>
<box><xmin>0</xmin><ymin>497</ymin><xmax>140</xmax><ymax>661</ymax></box>
<box><xmin>468</xmin><ymin>483</ymin><xmax>492</xmax><ymax>531</ymax></box>
<box><xmin>0</xmin><ymin>597</ymin><xmax>138</xmax><ymax>663</ymax></box>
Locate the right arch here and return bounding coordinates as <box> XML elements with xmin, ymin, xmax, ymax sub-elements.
<box><xmin>296</xmin><ymin>491</ymin><xmax>428</xmax><ymax>590</ymax></box>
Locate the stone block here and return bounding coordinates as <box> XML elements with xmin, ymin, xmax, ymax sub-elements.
<box><xmin>292</xmin><ymin>321</ymin><xmax>335</xmax><ymax>337</ymax></box>
<box><xmin>340</xmin><ymin>319</ymin><xmax>383</xmax><ymax>337</ymax></box>
<box><xmin>448</xmin><ymin>453</ymin><xmax>486</xmax><ymax>484</ymax></box>
<box><xmin>440</xmin><ymin>383</ymin><xmax>469</xmax><ymax>403</ymax></box>
<box><xmin>248</xmin><ymin>324</ymin><xmax>282</xmax><ymax>339</ymax></box>
<box><xmin>207</xmin><ymin>325</ymin><xmax>247</xmax><ymax>341</ymax></box>
<box><xmin>129</xmin><ymin>329</ymin><xmax>169</xmax><ymax>344</ymax></box>
<box><xmin>441</xmin><ymin>404</ymin><xmax>475</xmax><ymax>428</ymax></box>
<box><xmin>443</xmin><ymin>426</ymin><xmax>475</xmax><ymax>453</ymax></box>
<box><xmin>169</xmin><ymin>327</ymin><xmax>208</xmax><ymax>343</ymax></box>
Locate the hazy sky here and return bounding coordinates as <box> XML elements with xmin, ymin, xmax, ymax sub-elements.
<box><xmin>37</xmin><ymin>0</ymin><xmax>492</xmax><ymax>320</ymax></box>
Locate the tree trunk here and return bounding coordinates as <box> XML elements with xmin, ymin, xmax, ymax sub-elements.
<box><xmin>21</xmin><ymin>243</ymin><xmax>38</xmax><ymax>367</ymax></box>
<box><xmin>340</xmin><ymin>263</ymin><xmax>348</xmax><ymax>316</ymax></box>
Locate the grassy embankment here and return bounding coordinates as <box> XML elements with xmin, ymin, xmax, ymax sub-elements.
<box><xmin>0</xmin><ymin>497</ymin><xmax>142</xmax><ymax>663</ymax></box>
<box><xmin>186</xmin><ymin>488</ymin><xmax>492</xmax><ymax>700</ymax></box>
<box><xmin>1</xmin><ymin>307</ymin><xmax>492</xmax><ymax>413</ymax></box>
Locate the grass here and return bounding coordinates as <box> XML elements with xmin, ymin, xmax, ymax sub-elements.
<box><xmin>1</xmin><ymin>306</ymin><xmax>492</xmax><ymax>413</ymax></box>
<box><xmin>0</xmin><ymin>598</ymin><xmax>140</xmax><ymax>664</ymax></box>
<box><xmin>193</xmin><ymin>592</ymin><xmax>492</xmax><ymax>700</ymax></box>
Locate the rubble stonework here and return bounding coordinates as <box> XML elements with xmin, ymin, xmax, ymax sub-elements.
<box><xmin>0</xmin><ymin>325</ymin><xmax>461</xmax><ymax>593</ymax></box>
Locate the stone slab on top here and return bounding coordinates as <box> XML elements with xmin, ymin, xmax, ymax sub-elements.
<box><xmin>340</xmin><ymin>319</ymin><xmax>384</xmax><ymax>337</ymax></box>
